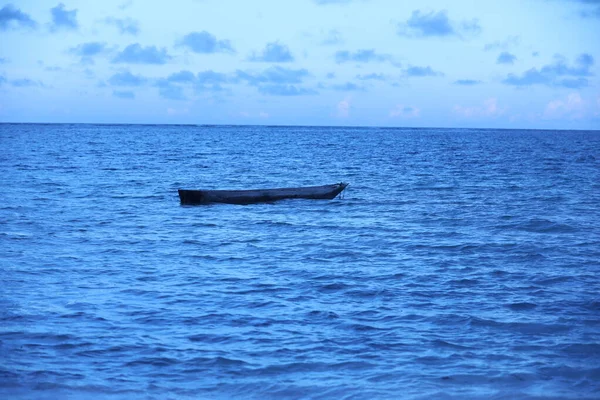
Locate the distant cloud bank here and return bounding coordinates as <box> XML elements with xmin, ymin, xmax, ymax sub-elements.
<box><xmin>503</xmin><ymin>53</ymin><xmax>594</xmax><ymax>88</ymax></box>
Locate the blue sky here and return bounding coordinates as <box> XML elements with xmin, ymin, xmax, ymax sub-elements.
<box><xmin>0</xmin><ymin>0</ymin><xmax>599</xmax><ymax>129</ymax></box>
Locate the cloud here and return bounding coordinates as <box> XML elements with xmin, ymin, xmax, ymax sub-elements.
<box><xmin>577</xmin><ymin>52</ymin><xmax>594</xmax><ymax>67</ymax></box>
<box><xmin>154</xmin><ymin>70</ymin><xmax>230</xmax><ymax>96</ymax></box>
<box><xmin>166</xmin><ymin>70</ymin><xmax>196</xmax><ymax>83</ymax></box>
<box><xmin>69</xmin><ymin>42</ymin><xmax>110</xmax><ymax>64</ymax></box>
<box><xmin>236</xmin><ymin>66</ymin><xmax>314</xmax><ymax>96</ymax></box>
<box><xmin>258</xmin><ymin>84</ymin><xmax>317</xmax><ymax>96</ymax></box>
<box><xmin>497</xmin><ymin>52</ymin><xmax>517</xmax><ymax>65</ymax></box>
<box><xmin>238</xmin><ymin>111</ymin><xmax>269</xmax><ymax>119</ymax></box>
<box><xmin>113</xmin><ymin>90</ymin><xmax>134</xmax><ymax>99</ymax></box>
<box><xmin>248</xmin><ymin>42</ymin><xmax>294</xmax><ymax>62</ymax></box>
<box><xmin>108</xmin><ymin>71</ymin><xmax>147</xmax><ymax>86</ymax></box>
<box><xmin>397</xmin><ymin>10</ymin><xmax>481</xmax><ymax>39</ymax></box>
<box><xmin>557</xmin><ymin>78</ymin><xmax>589</xmax><ymax>88</ymax></box>
<box><xmin>69</xmin><ymin>42</ymin><xmax>108</xmax><ymax>57</ymax></box>
<box><xmin>356</xmin><ymin>73</ymin><xmax>387</xmax><ymax>81</ymax></box>
<box><xmin>196</xmin><ymin>70</ymin><xmax>230</xmax><ymax>84</ymax></box>
<box><xmin>504</xmin><ymin>69</ymin><xmax>549</xmax><ymax>86</ymax></box>
<box><xmin>107</xmin><ymin>58</ymin><xmax>319</xmax><ymax>98</ymax></box>
<box><xmin>336</xmin><ymin>97</ymin><xmax>351</xmax><ymax>118</ymax></box>
<box><xmin>390</xmin><ymin>105</ymin><xmax>421</xmax><ymax>118</ymax></box>
<box><xmin>565</xmin><ymin>0</ymin><xmax>600</xmax><ymax>4</ymax></box>
<box><xmin>118</xmin><ymin>1</ymin><xmax>133</xmax><ymax>10</ymax></box>
<box><xmin>236</xmin><ymin>66</ymin><xmax>310</xmax><ymax>85</ymax></box>
<box><xmin>561</xmin><ymin>0</ymin><xmax>600</xmax><ymax>18</ymax></box>
<box><xmin>484</xmin><ymin>36</ymin><xmax>520</xmax><ymax>51</ymax></box>
<box><xmin>402</xmin><ymin>10</ymin><xmax>453</xmax><ymax>37</ymax></box>
<box><xmin>314</xmin><ymin>0</ymin><xmax>357</xmax><ymax>4</ymax></box>
<box><xmin>154</xmin><ymin>75</ymin><xmax>188</xmax><ymax>97</ymax></box>
<box><xmin>0</xmin><ymin>4</ymin><xmax>37</xmax><ymax>30</ymax></box>
<box><xmin>11</xmin><ymin>78</ymin><xmax>43</xmax><ymax>87</ymax></box>
<box><xmin>544</xmin><ymin>93</ymin><xmax>586</xmax><ymax>119</ymax></box>
<box><xmin>159</xmin><ymin>85</ymin><xmax>187</xmax><ymax>100</ymax></box>
<box><xmin>112</xmin><ymin>43</ymin><xmax>171</xmax><ymax>64</ymax></box>
<box><xmin>544</xmin><ymin>0</ymin><xmax>600</xmax><ymax>18</ymax></box>
<box><xmin>83</xmin><ymin>68</ymin><xmax>95</xmax><ymax>79</ymax></box>
<box><xmin>179</xmin><ymin>31</ymin><xmax>234</xmax><ymax>54</ymax></box>
<box><xmin>331</xmin><ymin>82</ymin><xmax>366</xmax><ymax>91</ymax></box>
<box><xmin>167</xmin><ymin>107</ymin><xmax>189</xmax><ymax>116</ymax></box>
<box><xmin>454</xmin><ymin>79</ymin><xmax>482</xmax><ymax>85</ymax></box>
<box><xmin>195</xmin><ymin>83</ymin><xmax>229</xmax><ymax>94</ymax></box>
<box><xmin>453</xmin><ymin>98</ymin><xmax>505</xmax><ymax>118</ymax></box>
<box><xmin>153</xmin><ymin>70</ymin><xmax>232</xmax><ymax>97</ymax></box>
<box><xmin>105</xmin><ymin>17</ymin><xmax>139</xmax><ymax>35</ymax></box>
<box><xmin>50</xmin><ymin>3</ymin><xmax>78</xmax><ymax>31</ymax></box>
<box><xmin>502</xmin><ymin>53</ymin><xmax>593</xmax><ymax>88</ymax></box>
<box><xmin>404</xmin><ymin>65</ymin><xmax>443</xmax><ymax>77</ymax></box>
<box><xmin>580</xmin><ymin>6</ymin><xmax>600</xmax><ymax>17</ymax></box>
<box><xmin>321</xmin><ymin>29</ymin><xmax>343</xmax><ymax>45</ymax></box>
<box><xmin>335</xmin><ymin>49</ymin><xmax>393</xmax><ymax>64</ymax></box>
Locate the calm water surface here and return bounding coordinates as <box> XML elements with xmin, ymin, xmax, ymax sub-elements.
<box><xmin>1</xmin><ymin>124</ymin><xmax>599</xmax><ymax>399</ymax></box>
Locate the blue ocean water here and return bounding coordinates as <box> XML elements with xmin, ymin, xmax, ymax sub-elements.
<box><xmin>1</xmin><ymin>123</ymin><xmax>599</xmax><ymax>399</ymax></box>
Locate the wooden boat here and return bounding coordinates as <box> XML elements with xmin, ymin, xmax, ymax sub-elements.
<box><xmin>178</xmin><ymin>182</ymin><xmax>348</xmax><ymax>205</ymax></box>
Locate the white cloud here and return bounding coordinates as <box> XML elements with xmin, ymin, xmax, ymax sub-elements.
<box><xmin>239</xmin><ymin>111</ymin><xmax>269</xmax><ymax>118</ymax></box>
<box><xmin>390</xmin><ymin>104</ymin><xmax>420</xmax><ymax>118</ymax></box>
<box><xmin>336</xmin><ymin>97</ymin><xmax>351</xmax><ymax>118</ymax></box>
<box><xmin>167</xmin><ymin>107</ymin><xmax>189</xmax><ymax>116</ymax></box>
<box><xmin>543</xmin><ymin>93</ymin><xmax>585</xmax><ymax>119</ymax></box>
<box><xmin>453</xmin><ymin>98</ymin><xmax>505</xmax><ymax>118</ymax></box>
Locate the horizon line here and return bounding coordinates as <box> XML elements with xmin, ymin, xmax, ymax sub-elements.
<box><xmin>1</xmin><ymin>122</ymin><xmax>598</xmax><ymax>132</ymax></box>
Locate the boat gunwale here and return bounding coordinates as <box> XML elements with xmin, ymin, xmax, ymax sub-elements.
<box><xmin>178</xmin><ymin>182</ymin><xmax>348</xmax><ymax>205</ymax></box>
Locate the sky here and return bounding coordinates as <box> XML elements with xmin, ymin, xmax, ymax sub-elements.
<box><xmin>0</xmin><ymin>0</ymin><xmax>599</xmax><ymax>129</ymax></box>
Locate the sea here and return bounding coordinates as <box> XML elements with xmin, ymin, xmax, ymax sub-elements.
<box><xmin>1</xmin><ymin>123</ymin><xmax>599</xmax><ymax>400</ymax></box>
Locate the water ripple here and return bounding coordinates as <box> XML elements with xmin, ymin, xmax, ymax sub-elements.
<box><xmin>1</xmin><ymin>124</ymin><xmax>599</xmax><ymax>399</ymax></box>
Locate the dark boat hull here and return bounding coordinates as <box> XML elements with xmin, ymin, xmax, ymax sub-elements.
<box><xmin>178</xmin><ymin>183</ymin><xmax>348</xmax><ymax>205</ymax></box>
